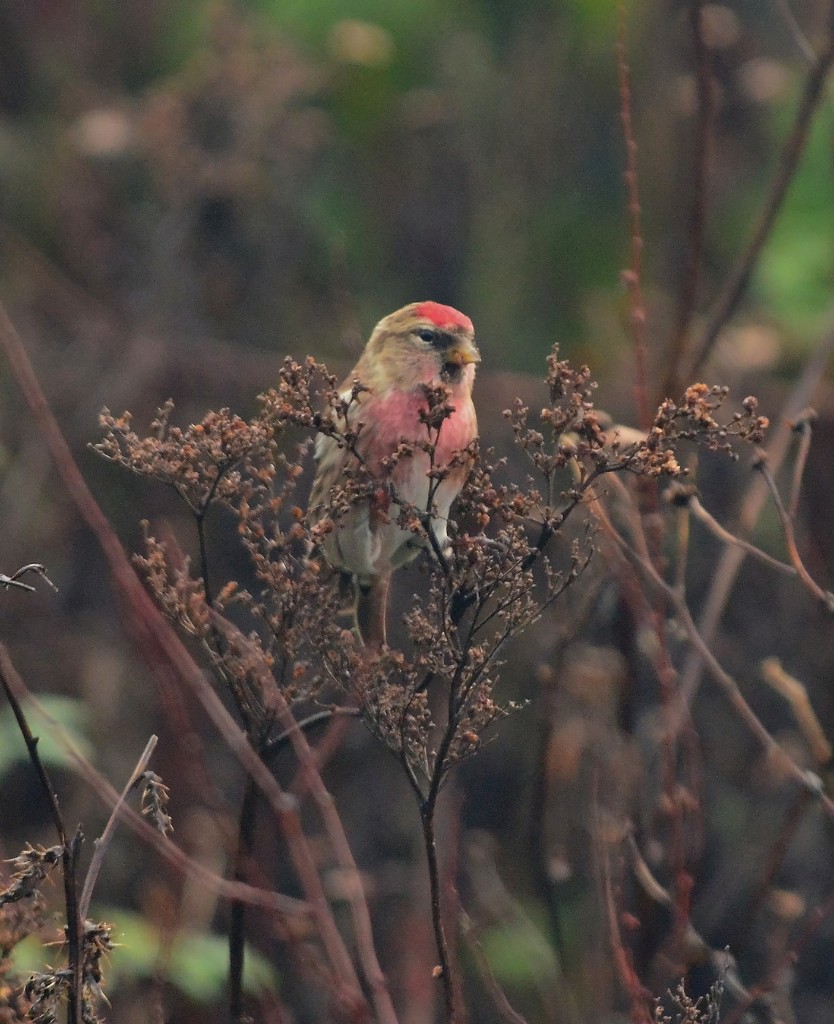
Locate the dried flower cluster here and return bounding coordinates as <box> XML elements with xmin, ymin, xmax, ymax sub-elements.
<box><xmin>138</xmin><ymin>771</ymin><xmax>173</xmax><ymax>837</ymax></box>
<box><xmin>96</xmin><ymin>352</ymin><xmax>765</xmax><ymax>805</ymax></box>
<box><xmin>19</xmin><ymin>920</ymin><xmax>116</xmax><ymax>1024</ymax></box>
<box><xmin>0</xmin><ymin>846</ymin><xmax>61</xmax><ymax>908</ymax></box>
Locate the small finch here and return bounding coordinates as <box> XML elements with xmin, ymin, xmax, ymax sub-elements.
<box><xmin>311</xmin><ymin>301</ymin><xmax>480</xmax><ymax>647</ymax></box>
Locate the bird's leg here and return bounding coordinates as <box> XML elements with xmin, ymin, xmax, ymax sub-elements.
<box><xmin>355</xmin><ymin>574</ymin><xmax>390</xmax><ymax>650</ymax></box>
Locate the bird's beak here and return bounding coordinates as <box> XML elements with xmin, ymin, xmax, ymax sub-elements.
<box><xmin>444</xmin><ymin>338</ymin><xmax>481</xmax><ymax>366</ymax></box>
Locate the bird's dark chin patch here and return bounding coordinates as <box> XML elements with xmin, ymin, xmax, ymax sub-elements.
<box><xmin>441</xmin><ymin>362</ymin><xmax>464</xmax><ymax>384</ymax></box>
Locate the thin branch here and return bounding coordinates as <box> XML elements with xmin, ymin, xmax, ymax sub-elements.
<box><xmin>788</xmin><ymin>410</ymin><xmax>816</xmax><ymax>519</ymax></box>
<box><xmin>724</xmin><ymin>880</ymin><xmax>834</xmax><ymax>1024</ymax></box>
<box><xmin>688</xmin><ymin>3</ymin><xmax>834</xmax><ymax>376</ymax></box>
<box><xmin>760</xmin><ymin>656</ymin><xmax>833</xmax><ymax>766</ymax></box>
<box><xmin>739</xmin><ymin>785</ymin><xmax>813</xmax><ymax>948</ymax></box>
<box><xmin>0</xmin><ymin>562</ymin><xmax>58</xmax><ymax>593</ymax></box>
<box><xmin>686</xmin><ymin>493</ymin><xmax>797</xmax><ymax>575</ymax></box>
<box><xmin>593</xmin><ymin>775</ymin><xmax>653</xmax><ymax>1024</ymax></box>
<box><xmin>262</xmin><ymin>707</ymin><xmax>362</xmax><ymax>759</ymax></box>
<box><xmin>78</xmin><ymin>735</ymin><xmax>158</xmax><ymax>920</ymax></box>
<box><xmin>754</xmin><ymin>451</ymin><xmax>834</xmax><ymax>611</ymax></box>
<box><xmin>664</xmin><ymin>0</ymin><xmax>716</xmax><ymax>400</ymax></box>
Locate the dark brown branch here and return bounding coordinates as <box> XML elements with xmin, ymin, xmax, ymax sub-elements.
<box><xmin>229</xmin><ymin>775</ymin><xmax>259</xmax><ymax>1023</ymax></box>
<box><xmin>688</xmin><ymin>2</ymin><xmax>834</xmax><ymax>377</ymax></box>
<box><xmin>421</xmin><ymin>804</ymin><xmax>457</xmax><ymax>1023</ymax></box>
<box><xmin>0</xmin><ymin>644</ymin><xmax>83</xmax><ymax>1024</ymax></box>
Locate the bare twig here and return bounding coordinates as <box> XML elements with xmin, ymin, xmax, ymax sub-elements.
<box><xmin>761</xmin><ymin>656</ymin><xmax>833</xmax><ymax>766</ymax></box>
<box><xmin>754</xmin><ymin>451</ymin><xmax>834</xmax><ymax>611</ymax></box>
<box><xmin>79</xmin><ymin>735</ymin><xmax>159</xmax><ymax>920</ymax></box>
<box><xmin>788</xmin><ymin>410</ymin><xmax>816</xmax><ymax>519</ymax></box>
<box><xmin>0</xmin><ymin>563</ymin><xmax>57</xmax><ymax>593</ymax></box>
<box><xmin>688</xmin><ymin>3</ymin><xmax>834</xmax><ymax>376</ymax></box>
<box><xmin>686</xmin><ymin>493</ymin><xmax>797</xmax><ymax>576</ymax></box>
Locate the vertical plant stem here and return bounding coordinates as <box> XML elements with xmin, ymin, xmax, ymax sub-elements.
<box><xmin>421</xmin><ymin>800</ymin><xmax>457</xmax><ymax>1023</ymax></box>
<box><xmin>664</xmin><ymin>0</ymin><xmax>715</xmax><ymax>400</ymax></box>
<box><xmin>230</xmin><ymin>775</ymin><xmax>260</xmax><ymax>1022</ymax></box>
<box><xmin>616</xmin><ymin>3</ymin><xmax>651</xmax><ymax>432</ymax></box>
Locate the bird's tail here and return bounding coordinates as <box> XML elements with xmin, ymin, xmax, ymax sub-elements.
<box><xmin>355</xmin><ymin>575</ymin><xmax>390</xmax><ymax>650</ymax></box>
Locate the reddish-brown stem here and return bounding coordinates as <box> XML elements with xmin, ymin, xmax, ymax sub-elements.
<box><xmin>616</xmin><ymin>4</ymin><xmax>651</xmax><ymax>432</ymax></box>
<box><xmin>593</xmin><ymin>775</ymin><xmax>653</xmax><ymax>1024</ymax></box>
<box><xmin>664</xmin><ymin>0</ymin><xmax>716</xmax><ymax>400</ymax></box>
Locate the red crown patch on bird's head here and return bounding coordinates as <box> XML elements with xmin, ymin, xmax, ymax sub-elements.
<box><xmin>414</xmin><ymin>301</ymin><xmax>473</xmax><ymax>333</ymax></box>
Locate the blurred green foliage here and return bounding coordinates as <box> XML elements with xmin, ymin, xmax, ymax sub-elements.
<box><xmin>0</xmin><ymin>696</ymin><xmax>90</xmax><ymax>777</ymax></box>
<box><xmin>12</xmin><ymin>908</ymin><xmax>277</xmax><ymax>1002</ymax></box>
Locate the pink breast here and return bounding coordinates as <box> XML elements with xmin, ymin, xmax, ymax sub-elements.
<box><xmin>363</xmin><ymin>390</ymin><xmax>477</xmax><ymax>470</ymax></box>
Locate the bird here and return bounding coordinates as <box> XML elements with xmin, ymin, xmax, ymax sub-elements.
<box><xmin>310</xmin><ymin>301</ymin><xmax>480</xmax><ymax>648</ymax></box>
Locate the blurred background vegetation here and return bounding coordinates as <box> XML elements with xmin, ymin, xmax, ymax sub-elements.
<box><xmin>1</xmin><ymin>1</ymin><xmax>834</xmax><ymax>1022</ymax></box>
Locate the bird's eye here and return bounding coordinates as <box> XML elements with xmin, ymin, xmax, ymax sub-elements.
<box><xmin>416</xmin><ymin>328</ymin><xmax>441</xmax><ymax>345</ymax></box>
